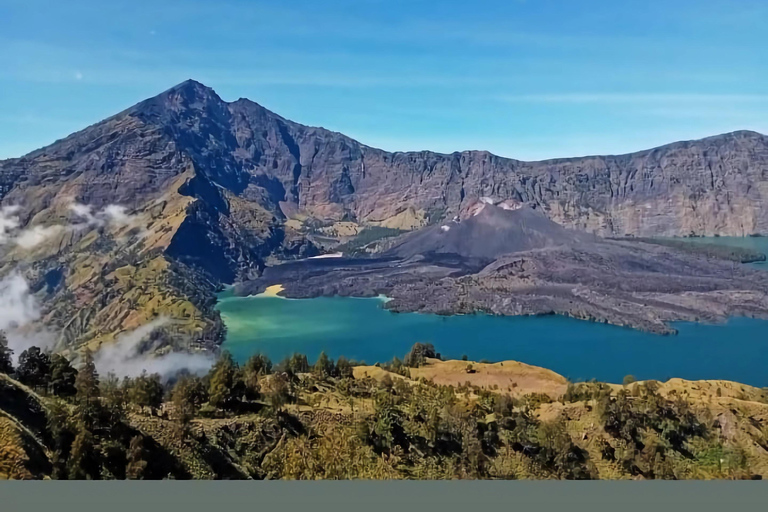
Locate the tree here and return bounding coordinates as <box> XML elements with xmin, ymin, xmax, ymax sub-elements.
<box><xmin>242</xmin><ymin>354</ymin><xmax>271</xmax><ymax>399</ymax></box>
<box><xmin>125</xmin><ymin>436</ymin><xmax>148</xmax><ymax>480</ymax></box>
<box><xmin>75</xmin><ymin>349</ymin><xmax>100</xmax><ymax>400</ymax></box>
<box><xmin>67</xmin><ymin>426</ymin><xmax>101</xmax><ymax>480</ymax></box>
<box><xmin>279</xmin><ymin>353</ymin><xmax>309</xmax><ymax>376</ymax></box>
<box><xmin>126</xmin><ymin>371</ymin><xmax>164</xmax><ymax>413</ymax></box>
<box><xmin>336</xmin><ymin>356</ymin><xmax>353</xmax><ymax>379</ymax></box>
<box><xmin>623</xmin><ymin>375</ymin><xmax>637</xmax><ymax>386</ymax></box>
<box><xmin>47</xmin><ymin>400</ymin><xmax>76</xmax><ymax>480</ymax></box>
<box><xmin>75</xmin><ymin>349</ymin><xmax>101</xmax><ymax>426</ymax></box>
<box><xmin>262</xmin><ymin>373</ymin><xmax>291</xmax><ymax>411</ymax></box>
<box><xmin>404</xmin><ymin>342</ymin><xmax>437</xmax><ymax>368</ymax></box>
<box><xmin>49</xmin><ymin>354</ymin><xmax>78</xmax><ymax>397</ymax></box>
<box><xmin>171</xmin><ymin>375</ymin><xmax>207</xmax><ymax>422</ymax></box>
<box><xmin>244</xmin><ymin>353</ymin><xmax>272</xmax><ymax>376</ymax></box>
<box><xmin>208</xmin><ymin>351</ymin><xmax>237</xmax><ymax>409</ymax></box>
<box><xmin>314</xmin><ymin>351</ymin><xmax>335</xmax><ymax>378</ymax></box>
<box><xmin>16</xmin><ymin>346</ymin><xmax>51</xmax><ymax>391</ymax></box>
<box><xmin>100</xmin><ymin>373</ymin><xmax>127</xmax><ymax>425</ymax></box>
<box><xmin>0</xmin><ymin>331</ymin><xmax>13</xmax><ymax>374</ymax></box>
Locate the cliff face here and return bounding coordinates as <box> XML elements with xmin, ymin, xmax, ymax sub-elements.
<box><xmin>3</xmin><ymin>80</ymin><xmax>767</xmax><ymax>244</ymax></box>
<box><xmin>297</xmin><ymin>130</ymin><xmax>768</xmax><ymax>237</ymax></box>
<box><xmin>114</xmin><ymin>80</ymin><xmax>768</xmax><ymax>238</ymax></box>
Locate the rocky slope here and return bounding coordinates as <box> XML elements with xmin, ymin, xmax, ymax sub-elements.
<box><xmin>386</xmin><ymin>202</ymin><xmax>594</xmax><ymax>260</ymax></box>
<box><xmin>241</xmin><ymin>216</ymin><xmax>768</xmax><ymax>334</ymax></box>
<box><xmin>1</xmin><ymin>79</ymin><xmax>767</xmax><ymax>352</ymax></box>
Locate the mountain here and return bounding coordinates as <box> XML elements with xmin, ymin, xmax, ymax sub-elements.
<box><xmin>1</xmin><ymin>79</ymin><xmax>768</xmax><ymax>352</ymax></box>
<box><xmin>386</xmin><ymin>202</ymin><xmax>594</xmax><ymax>261</ymax></box>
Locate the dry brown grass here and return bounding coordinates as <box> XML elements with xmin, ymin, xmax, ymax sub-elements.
<box><xmin>409</xmin><ymin>358</ymin><xmax>568</xmax><ymax>397</ymax></box>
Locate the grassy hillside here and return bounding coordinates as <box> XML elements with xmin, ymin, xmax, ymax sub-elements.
<box><xmin>2</xmin><ymin>344</ymin><xmax>768</xmax><ymax>480</ymax></box>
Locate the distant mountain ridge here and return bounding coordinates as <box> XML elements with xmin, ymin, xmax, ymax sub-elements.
<box><xmin>3</xmin><ymin>80</ymin><xmax>767</xmax><ymax>243</ymax></box>
<box><xmin>1</xmin><ymin>79</ymin><xmax>767</xmax><ymax>352</ymax></box>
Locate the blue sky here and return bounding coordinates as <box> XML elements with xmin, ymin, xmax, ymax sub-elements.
<box><xmin>1</xmin><ymin>0</ymin><xmax>766</xmax><ymax>161</ymax></box>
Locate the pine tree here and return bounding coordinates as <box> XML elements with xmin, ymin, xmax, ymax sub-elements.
<box><xmin>100</xmin><ymin>373</ymin><xmax>127</xmax><ymax>424</ymax></box>
<box><xmin>314</xmin><ymin>351</ymin><xmax>335</xmax><ymax>378</ymax></box>
<box><xmin>404</xmin><ymin>342</ymin><xmax>436</xmax><ymax>368</ymax></box>
<box><xmin>243</xmin><ymin>353</ymin><xmax>272</xmax><ymax>376</ymax></box>
<box><xmin>336</xmin><ymin>356</ymin><xmax>353</xmax><ymax>378</ymax></box>
<box><xmin>16</xmin><ymin>346</ymin><xmax>51</xmax><ymax>391</ymax></box>
<box><xmin>208</xmin><ymin>351</ymin><xmax>237</xmax><ymax>409</ymax></box>
<box><xmin>46</xmin><ymin>400</ymin><xmax>76</xmax><ymax>480</ymax></box>
<box><xmin>75</xmin><ymin>349</ymin><xmax>101</xmax><ymax>426</ymax></box>
<box><xmin>0</xmin><ymin>331</ymin><xmax>13</xmax><ymax>374</ymax></box>
<box><xmin>243</xmin><ymin>354</ymin><xmax>271</xmax><ymax>400</ymax></box>
<box><xmin>262</xmin><ymin>373</ymin><xmax>291</xmax><ymax>411</ymax></box>
<box><xmin>49</xmin><ymin>354</ymin><xmax>78</xmax><ymax>397</ymax></box>
<box><xmin>67</xmin><ymin>427</ymin><xmax>100</xmax><ymax>480</ymax></box>
<box><xmin>76</xmin><ymin>349</ymin><xmax>100</xmax><ymax>401</ymax></box>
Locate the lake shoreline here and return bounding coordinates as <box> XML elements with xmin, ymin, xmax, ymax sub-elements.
<box><xmin>216</xmin><ymin>293</ymin><xmax>768</xmax><ymax>387</ymax></box>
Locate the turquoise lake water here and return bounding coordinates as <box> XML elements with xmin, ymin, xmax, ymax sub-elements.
<box><xmin>669</xmin><ymin>236</ymin><xmax>768</xmax><ymax>270</ymax></box>
<box><xmin>217</xmin><ymin>236</ymin><xmax>768</xmax><ymax>387</ymax></box>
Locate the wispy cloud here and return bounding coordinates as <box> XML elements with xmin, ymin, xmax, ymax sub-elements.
<box><xmin>0</xmin><ymin>272</ymin><xmax>213</xmax><ymax>376</ymax></box>
<box><xmin>495</xmin><ymin>93</ymin><xmax>768</xmax><ymax>104</ymax></box>
<box><xmin>0</xmin><ymin>272</ymin><xmax>56</xmax><ymax>359</ymax></box>
<box><xmin>15</xmin><ymin>225</ymin><xmax>66</xmax><ymax>249</ymax></box>
<box><xmin>0</xmin><ymin>201</ymin><xmax>144</xmax><ymax>251</ymax></box>
<box><xmin>0</xmin><ymin>206</ymin><xmax>21</xmax><ymax>243</ymax></box>
<box><xmin>69</xmin><ymin>202</ymin><xmax>140</xmax><ymax>229</ymax></box>
<box><xmin>93</xmin><ymin>317</ymin><xmax>215</xmax><ymax>378</ymax></box>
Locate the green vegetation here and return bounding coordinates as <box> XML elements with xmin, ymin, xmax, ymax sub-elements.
<box><xmin>403</xmin><ymin>342</ymin><xmax>439</xmax><ymax>368</ymax></box>
<box><xmin>1</xmin><ymin>341</ymin><xmax>768</xmax><ymax>480</ymax></box>
<box><xmin>335</xmin><ymin>226</ymin><xmax>405</xmax><ymax>254</ymax></box>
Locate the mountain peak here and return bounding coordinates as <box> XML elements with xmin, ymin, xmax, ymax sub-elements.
<box><xmin>170</xmin><ymin>78</ymin><xmax>215</xmax><ymax>94</ymax></box>
<box><xmin>127</xmin><ymin>78</ymin><xmax>225</xmax><ymax>121</ymax></box>
<box><xmin>160</xmin><ymin>78</ymin><xmax>220</xmax><ymax>102</ymax></box>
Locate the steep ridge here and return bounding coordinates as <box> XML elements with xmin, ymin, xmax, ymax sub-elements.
<box><xmin>4</xmin><ymin>80</ymin><xmax>768</xmax><ymax>241</ymax></box>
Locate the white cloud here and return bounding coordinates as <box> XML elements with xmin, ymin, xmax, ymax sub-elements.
<box><xmin>92</xmin><ymin>317</ymin><xmax>215</xmax><ymax>378</ymax></box>
<box><xmin>100</xmin><ymin>204</ymin><xmax>133</xmax><ymax>226</ymax></box>
<box><xmin>0</xmin><ymin>202</ymin><xmax>141</xmax><ymax>251</ymax></box>
<box><xmin>15</xmin><ymin>225</ymin><xmax>66</xmax><ymax>249</ymax></box>
<box><xmin>0</xmin><ymin>273</ymin><xmax>40</xmax><ymax>330</ymax></box>
<box><xmin>0</xmin><ymin>206</ymin><xmax>21</xmax><ymax>243</ymax></box>
<box><xmin>0</xmin><ymin>272</ymin><xmax>55</xmax><ymax>359</ymax></box>
<box><xmin>69</xmin><ymin>202</ymin><xmax>140</xmax><ymax>228</ymax></box>
<box><xmin>69</xmin><ymin>203</ymin><xmax>96</xmax><ymax>224</ymax></box>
